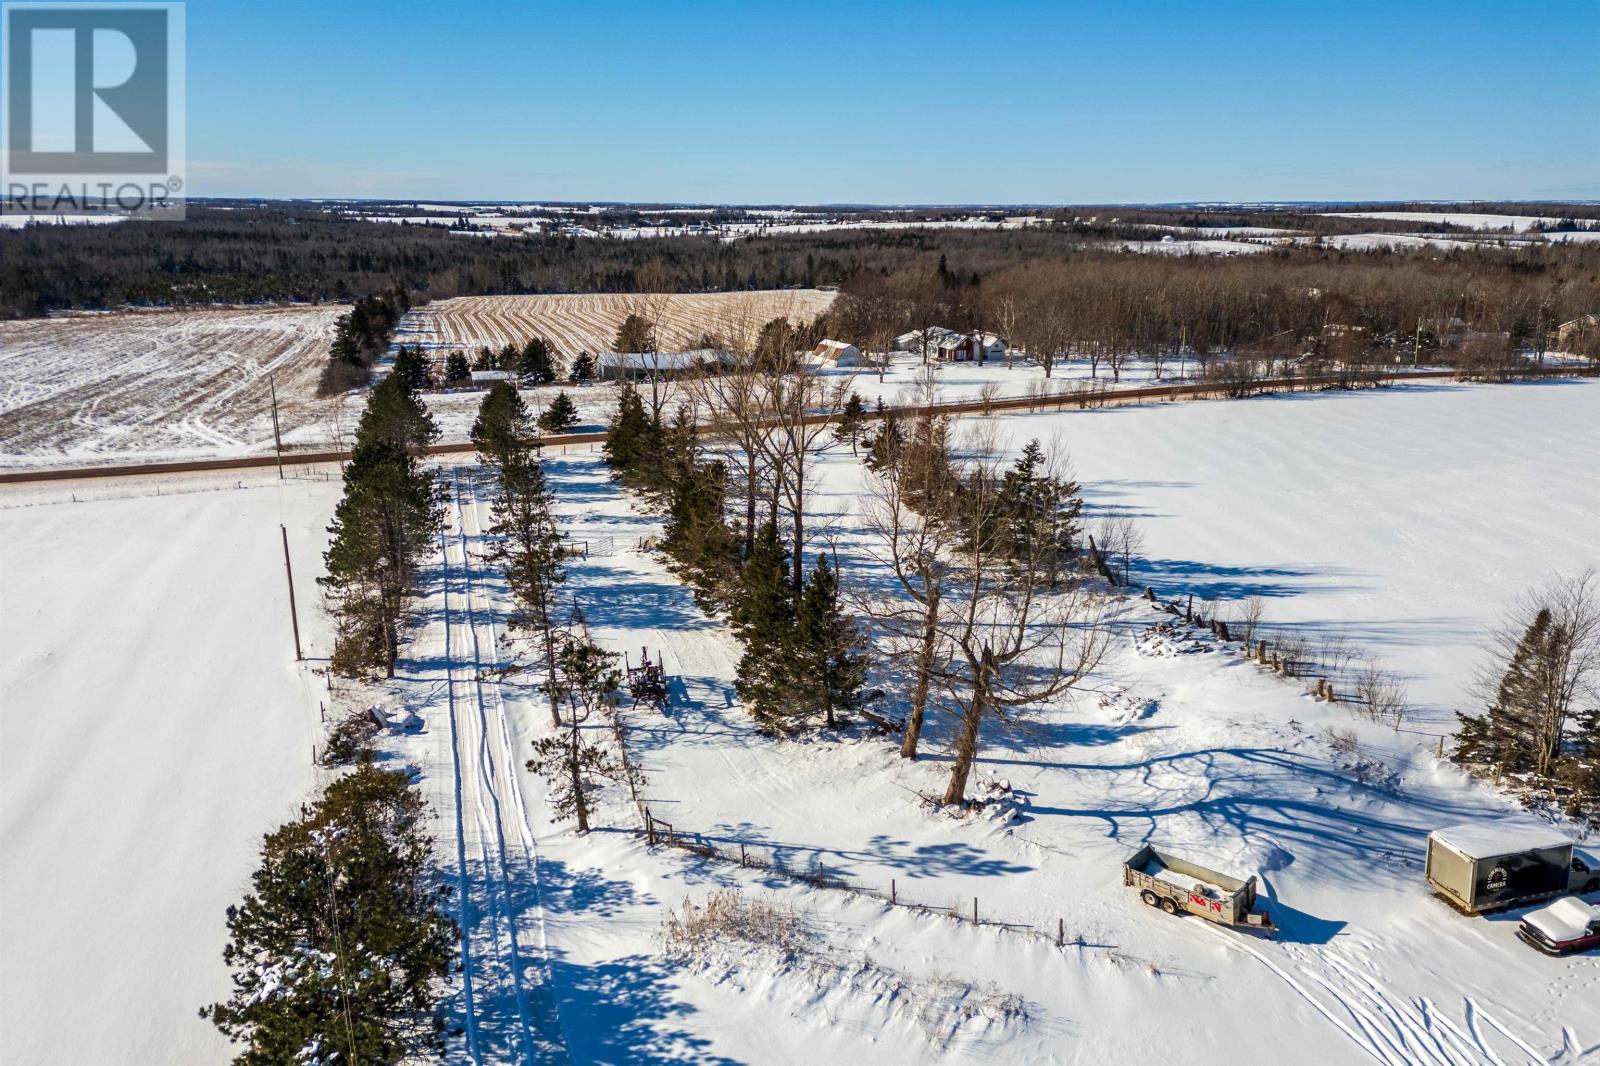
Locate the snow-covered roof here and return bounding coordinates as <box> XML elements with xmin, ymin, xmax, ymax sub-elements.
<box><xmin>934</xmin><ymin>331</ymin><xmax>1005</xmax><ymax>350</ymax></box>
<box><xmin>470</xmin><ymin>370</ymin><xmax>517</xmax><ymax>382</ymax></box>
<box><xmin>1524</xmin><ymin>896</ymin><xmax>1599</xmax><ymax>943</ymax></box>
<box><xmin>816</xmin><ymin>339</ymin><xmax>857</xmax><ymax>351</ymax></box>
<box><xmin>1430</xmin><ymin>817</ymin><xmax>1573</xmax><ymax>860</ymax></box>
<box><xmin>597</xmin><ymin>349</ymin><xmax>732</xmax><ymax>371</ymax></box>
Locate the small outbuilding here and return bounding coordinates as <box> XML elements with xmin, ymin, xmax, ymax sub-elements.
<box><xmin>470</xmin><ymin>370</ymin><xmax>518</xmax><ymax>385</ymax></box>
<box><xmin>812</xmin><ymin>339</ymin><xmax>866</xmax><ymax>367</ymax></box>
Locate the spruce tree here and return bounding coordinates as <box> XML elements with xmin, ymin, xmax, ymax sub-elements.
<box><xmin>569</xmin><ymin>351</ymin><xmax>596</xmax><ymax>383</ymax></box>
<box><xmin>538</xmin><ymin>391</ymin><xmax>581</xmax><ymax>433</ymax></box>
<box><xmin>525</xmin><ymin>635</ymin><xmax>621</xmax><ymax>833</ymax></box>
<box><xmin>834</xmin><ymin>391</ymin><xmax>866</xmax><ymax>454</ymax></box>
<box><xmin>793</xmin><ymin>553</ymin><xmax>866</xmax><ymax>728</ymax></box>
<box><xmin>519</xmin><ymin>336</ymin><xmax>558</xmax><ymax>385</ymax></box>
<box><xmin>603</xmin><ymin>383</ymin><xmax>660</xmax><ymax>482</ymax></box>
<box><xmin>1455</xmin><ymin>608</ymin><xmax>1555</xmax><ymax>772</ymax></box>
<box><xmin>864</xmin><ymin>405</ymin><xmax>904</xmax><ymax>472</ymax></box>
<box><xmin>732</xmin><ymin>521</ymin><xmax>799</xmax><ymax>730</ymax></box>
<box><xmin>471</xmin><ymin>381</ymin><xmax>540</xmax><ymax>470</ymax></box>
<box><xmin>390</xmin><ymin>344</ymin><xmax>433</xmax><ymax>393</ymax></box>
<box><xmin>444</xmin><ymin>352</ymin><xmax>471</xmax><ymax>387</ymax></box>
<box><xmin>489</xmin><ymin>453</ymin><xmax>567</xmax><ymax>726</ymax></box>
<box><xmin>203</xmin><ymin>767</ymin><xmax>457</xmax><ymax>1065</ymax></box>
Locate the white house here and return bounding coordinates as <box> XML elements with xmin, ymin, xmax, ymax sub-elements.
<box><xmin>893</xmin><ymin>326</ymin><xmax>958</xmax><ymax>354</ymax></box>
<box><xmin>812</xmin><ymin>339</ymin><xmax>866</xmax><ymax>366</ymax></box>
<box><xmin>934</xmin><ymin>332</ymin><xmax>1007</xmax><ymax>364</ymax></box>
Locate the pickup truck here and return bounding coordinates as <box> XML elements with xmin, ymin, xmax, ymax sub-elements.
<box><xmin>1517</xmin><ymin>896</ymin><xmax>1600</xmax><ymax>956</ymax></box>
<box><xmin>1123</xmin><ymin>844</ymin><xmax>1276</xmax><ymax>935</ymax></box>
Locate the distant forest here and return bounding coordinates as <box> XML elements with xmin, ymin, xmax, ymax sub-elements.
<box><xmin>3</xmin><ymin>203</ymin><xmax>1599</xmax><ymax>324</ymax></box>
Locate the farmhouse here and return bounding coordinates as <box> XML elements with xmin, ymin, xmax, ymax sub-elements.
<box><xmin>1552</xmin><ymin>313</ymin><xmax>1598</xmax><ymax>350</ymax></box>
<box><xmin>812</xmin><ymin>339</ymin><xmax>867</xmax><ymax>367</ymax></box>
<box><xmin>597</xmin><ymin>348</ymin><xmax>733</xmax><ymax>381</ymax></box>
<box><xmin>935</xmin><ymin>331</ymin><xmax>1007</xmax><ymax>364</ymax></box>
<box><xmin>892</xmin><ymin>326</ymin><xmax>959</xmax><ymax>354</ymax></box>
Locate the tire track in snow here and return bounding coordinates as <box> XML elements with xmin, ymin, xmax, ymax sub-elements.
<box><xmin>441</xmin><ymin>470</ymin><xmax>570</xmax><ymax>1063</ymax></box>
<box><xmin>455</xmin><ymin>469</ymin><xmax>572</xmax><ymax>1063</ymax></box>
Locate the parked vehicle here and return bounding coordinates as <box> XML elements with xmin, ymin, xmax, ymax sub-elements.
<box><xmin>1123</xmin><ymin>844</ymin><xmax>1275</xmax><ymax>935</ymax></box>
<box><xmin>1517</xmin><ymin>896</ymin><xmax>1600</xmax><ymax>956</ymax></box>
<box><xmin>1425</xmin><ymin>817</ymin><xmax>1599</xmax><ymax>914</ymax></box>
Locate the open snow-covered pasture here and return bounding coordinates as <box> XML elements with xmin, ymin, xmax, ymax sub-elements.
<box><xmin>455</xmin><ymin>421</ymin><xmax>1600</xmax><ymax>1065</ymax></box>
<box><xmin>0</xmin><ymin>305</ymin><xmax>347</xmax><ymax>469</ymax></box>
<box><xmin>985</xmin><ymin>377</ymin><xmax>1600</xmax><ymax>724</ymax></box>
<box><xmin>0</xmin><ymin>469</ymin><xmax>339</xmax><ymax>1064</ymax></box>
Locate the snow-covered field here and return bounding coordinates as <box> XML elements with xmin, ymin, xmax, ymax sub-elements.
<box><xmin>362</xmin><ymin>377</ymin><xmax>1600</xmax><ymax>1063</ymax></box>
<box><xmin>0</xmin><ymin>305</ymin><xmax>347</xmax><ymax>469</ymax></box>
<box><xmin>1321</xmin><ymin>211</ymin><xmax>1591</xmax><ymax>232</ymax></box>
<box><xmin>0</xmin><ymin>469</ymin><xmax>340</xmax><ymax>1063</ymax></box>
<box><xmin>5</xmin><ymin>378</ymin><xmax>1597</xmax><ymax>1064</ymax></box>
<box><xmin>997</xmin><ymin>377</ymin><xmax>1600</xmax><ymax>719</ymax></box>
<box><xmin>398</xmin><ymin>289</ymin><xmax>836</xmax><ymax>359</ymax></box>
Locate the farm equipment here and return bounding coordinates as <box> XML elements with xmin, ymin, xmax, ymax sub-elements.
<box><xmin>1123</xmin><ymin>844</ymin><xmax>1275</xmax><ymax>936</ymax></box>
<box><xmin>624</xmin><ymin>646</ymin><xmax>669</xmax><ymax>712</ymax></box>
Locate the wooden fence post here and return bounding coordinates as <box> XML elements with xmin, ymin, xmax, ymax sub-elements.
<box><xmin>973</xmin><ymin>897</ymin><xmax>979</xmax><ymax>924</ymax></box>
<box><xmin>1058</xmin><ymin>918</ymin><xmax>1064</xmax><ymax>947</ymax></box>
<box><xmin>891</xmin><ymin>878</ymin><xmax>896</xmax><ymax>905</ymax></box>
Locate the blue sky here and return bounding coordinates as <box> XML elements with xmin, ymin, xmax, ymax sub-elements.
<box><xmin>183</xmin><ymin>0</ymin><xmax>1600</xmax><ymax>204</ymax></box>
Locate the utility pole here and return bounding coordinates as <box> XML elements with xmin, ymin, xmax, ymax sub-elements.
<box><xmin>281</xmin><ymin>524</ymin><xmax>303</xmax><ymax>661</ymax></box>
<box><xmin>269</xmin><ymin>374</ymin><xmax>284</xmax><ymax>480</ymax></box>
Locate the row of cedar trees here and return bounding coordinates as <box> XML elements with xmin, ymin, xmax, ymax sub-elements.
<box><xmin>602</xmin><ymin>335</ymin><xmax>1111</xmax><ymax>806</ymax></box>
<box><xmin>1454</xmin><ymin>571</ymin><xmax>1600</xmax><ymax>817</ymax></box>
<box><xmin>206</xmin><ymin>356</ymin><xmax>457</xmax><ymax>1063</ymax></box>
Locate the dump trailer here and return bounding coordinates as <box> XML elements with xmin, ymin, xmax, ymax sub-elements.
<box><xmin>1426</xmin><ymin>817</ymin><xmax>1596</xmax><ymax>914</ymax></box>
<box><xmin>1123</xmin><ymin>844</ymin><xmax>1275</xmax><ymax>935</ymax></box>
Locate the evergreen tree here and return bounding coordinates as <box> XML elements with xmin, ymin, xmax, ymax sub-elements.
<box><xmin>356</xmin><ymin>369</ymin><xmax>439</xmax><ymax>455</ymax></box>
<box><xmin>444</xmin><ymin>352</ymin><xmax>471</xmax><ymax>387</ymax></box>
<box><xmin>988</xmin><ymin>439</ymin><xmax>1082</xmax><ymax>583</ymax></box>
<box><xmin>488</xmin><ymin>453</ymin><xmax>567</xmax><ymax>726</ymax></box>
<box><xmin>519</xmin><ymin>336</ymin><xmax>558</xmax><ymax>385</ymax></box>
<box><xmin>732</xmin><ymin>522</ymin><xmax>799</xmax><ymax>730</ymax></box>
<box><xmin>471</xmin><ymin>381</ymin><xmax>540</xmax><ymax>470</ymax></box>
<box><xmin>602</xmin><ymin>382</ymin><xmax>661</xmax><ymax>482</ymax></box>
<box><xmin>864</xmin><ymin>405</ymin><xmax>904</xmax><ymax>473</ymax></box>
<box><xmin>569</xmin><ymin>351</ymin><xmax>596</xmax><ymax>383</ymax></box>
<box><xmin>323</xmin><ymin>375</ymin><xmax>442</xmax><ymax>678</ymax></box>
<box><xmin>792</xmin><ymin>553</ymin><xmax>866</xmax><ymax>728</ymax></box>
<box><xmin>1456</xmin><ymin>608</ymin><xmax>1556</xmax><ymax>773</ymax></box>
<box><xmin>390</xmin><ymin>344</ymin><xmax>432</xmax><ymax>394</ymax></box>
<box><xmin>834</xmin><ymin>391</ymin><xmax>866</xmax><ymax>454</ymax></box>
<box><xmin>322</xmin><ymin>436</ymin><xmax>442</xmax><ymax>677</ymax></box>
<box><xmin>525</xmin><ymin>634</ymin><xmax>622</xmax><ymax>833</ymax></box>
<box><xmin>537</xmin><ymin>391</ymin><xmax>580</xmax><ymax>433</ymax></box>
<box><xmin>203</xmin><ymin>766</ymin><xmax>457</xmax><ymax>1065</ymax></box>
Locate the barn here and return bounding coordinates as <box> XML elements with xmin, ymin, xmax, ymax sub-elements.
<box><xmin>596</xmin><ymin>349</ymin><xmax>733</xmax><ymax>382</ymax></box>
